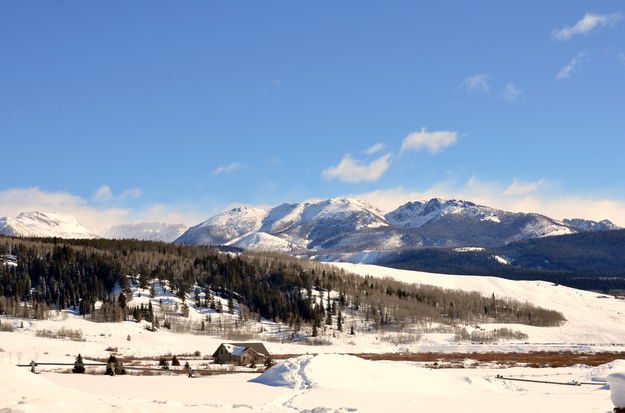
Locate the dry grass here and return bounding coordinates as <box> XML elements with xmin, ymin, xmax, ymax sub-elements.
<box><xmin>351</xmin><ymin>351</ymin><xmax>625</xmax><ymax>368</ymax></box>
<box><xmin>270</xmin><ymin>351</ymin><xmax>625</xmax><ymax>368</ymax></box>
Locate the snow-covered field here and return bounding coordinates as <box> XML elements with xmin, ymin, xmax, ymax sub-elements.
<box><xmin>1</xmin><ymin>354</ymin><xmax>623</xmax><ymax>412</ymax></box>
<box><xmin>3</xmin><ymin>263</ymin><xmax>625</xmax><ymax>412</ymax></box>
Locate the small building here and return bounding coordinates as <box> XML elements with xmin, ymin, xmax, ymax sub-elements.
<box><xmin>212</xmin><ymin>342</ymin><xmax>269</xmax><ymax>365</ymax></box>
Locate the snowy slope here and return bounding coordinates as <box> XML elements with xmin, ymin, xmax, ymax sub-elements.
<box><xmin>106</xmin><ymin>222</ymin><xmax>188</xmax><ymax>242</ymax></box>
<box><xmin>176</xmin><ymin>206</ymin><xmax>268</xmax><ymax>246</ymax></box>
<box><xmin>0</xmin><ymin>211</ymin><xmax>99</xmax><ymax>239</ymax></box>
<box><xmin>176</xmin><ymin>198</ymin><xmax>389</xmax><ymax>251</ymax></box>
<box><xmin>333</xmin><ymin>262</ymin><xmax>625</xmax><ymax>346</ymax></box>
<box><xmin>225</xmin><ymin>231</ymin><xmax>296</xmax><ymax>252</ymax></box>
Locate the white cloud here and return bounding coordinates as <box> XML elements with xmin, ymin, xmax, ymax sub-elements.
<box><xmin>352</xmin><ymin>178</ymin><xmax>625</xmax><ymax>226</ymax></box>
<box><xmin>93</xmin><ymin>185</ymin><xmax>113</xmax><ymax>202</ymax></box>
<box><xmin>502</xmin><ymin>83</ymin><xmax>522</xmax><ymax>102</ymax></box>
<box><xmin>401</xmin><ymin>128</ymin><xmax>459</xmax><ymax>154</ymax></box>
<box><xmin>619</xmin><ymin>52</ymin><xmax>625</xmax><ymax>65</ymax></box>
<box><xmin>503</xmin><ymin>179</ymin><xmax>548</xmax><ymax>196</ymax></box>
<box><xmin>366</xmin><ymin>143</ymin><xmax>384</xmax><ymax>155</ymax></box>
<box><xmin>552</xmin><ymin>12</ymin><xmax>622</xmax><ymax>41</ymax></box>
<box><xmin>213</xmin><ymin>162</ymin><xmax>246</xmax><ymax>175</ymax></box>
<box><xmin>556</xmin><ymin>52</ymin><xmax>589</xmax><ymax>80</ymax></box>
<box><xmin>459</xmin><ymin>74</ymin><xmax>490</xmax><ymax>93</ymax></box>
<box><xmin>322</xmin><ymin>153</ymin><xmax>392</xmax><ymax>183</ymax></box>
<box><xmin>92</xmin><ymin>185</ymin><xmax>142</xmax><ymax>202</ymax></box>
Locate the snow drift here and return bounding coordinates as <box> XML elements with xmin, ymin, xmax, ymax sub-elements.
<box><xmin>252</xmin><ymin>354</ymin><xmax>467</xmax><ymax>394</ymax></box>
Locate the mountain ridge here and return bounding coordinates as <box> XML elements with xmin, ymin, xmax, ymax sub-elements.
<box><xmin>175</xmin><ymin>197</ymin><xmax>620</xmax><ymax>254</ymax></box>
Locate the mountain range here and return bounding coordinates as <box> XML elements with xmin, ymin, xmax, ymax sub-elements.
<box><xmin>0</xmin><ymin>198</ymin><xmax>619</xmax><ymax>257</ymax></box>
<box><xmin>175</xmin><ymin>198</ymin><xmax>618</xmax><ymax>254</ymax></box>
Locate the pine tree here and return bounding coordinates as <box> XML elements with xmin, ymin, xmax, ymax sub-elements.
<box><xmin>72</xmin><ymin>354</ymin><xmax>85</xmax><ymax>374</ymax></box>
<box><xmin>172</xmin><ymin>355</ymin><xmax>180</xmax><ymax>366</ymax></box>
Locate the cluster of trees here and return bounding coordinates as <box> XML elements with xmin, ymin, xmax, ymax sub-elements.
<box><xmin>0</xmin><ymin>236</ymin><xmax>565</xmax><ymax>330</ymax></box>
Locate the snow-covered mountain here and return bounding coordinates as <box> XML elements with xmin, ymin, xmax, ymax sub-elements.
<box><xmin>385</xmin><ymin>198</ymin><xmax>577</xmax><ymax>246</ymax></box>
<box><xmin>0</xmin><ymin>211</ymin><xmax>98</xmax><ymax>239</ymax></box>
<box><xmin>177</xmin><ymin>198</ymin><xmax>389</xmax><ymax>250</ymax></box>
<box><xmin>176</xmin><ymin>206</ymin><xmax>268</xmax><ymax>246</ymax></box>
<box><xmin>562</xmin><ymin>218</ymin><xmax>620</xmax><ymax>232</ymax></box>
<box><xmin>176</xmin><ymin>197</ymin><xmax>590</xmax><ymax>254</ymax></box>
<box><xmin>106</xmin><ymin>223</ymin><xmax>188</xmax><ymax>242</ymax></box>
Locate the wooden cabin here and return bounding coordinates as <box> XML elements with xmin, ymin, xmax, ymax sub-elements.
<box><xmin>212</xmin><ymin>342</ymin><xmax>269</xmax><ymax>365</ymax></box>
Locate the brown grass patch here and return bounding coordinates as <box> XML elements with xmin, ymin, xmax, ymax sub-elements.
<box><xmin>350</xmin><ymin>351</ymin><xmax>625</xmax><ymax>368</ymax></box>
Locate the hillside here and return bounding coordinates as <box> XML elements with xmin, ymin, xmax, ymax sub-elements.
<box><xmin>0</xmin><ymin>236</ymin><xmax>564</xmax><ymax>334</ymax></box>
<box><xmin>372</xmin><ymin>229</ymin><xmax>625</xmax><ymax>292</ymax></box>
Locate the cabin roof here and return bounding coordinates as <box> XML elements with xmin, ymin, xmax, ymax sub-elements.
<box><xmin>212</xmin><ymin>342</ymin><xmax>269</xmax><ymax>357</ymax></box>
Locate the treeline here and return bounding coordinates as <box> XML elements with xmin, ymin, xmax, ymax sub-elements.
<box><xmin>0</xmin><ymin>236</ymin><xmax>565</xmax><ymax>328</ymax></box>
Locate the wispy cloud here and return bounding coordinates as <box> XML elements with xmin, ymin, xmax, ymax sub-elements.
<box><xmin>552</xmin><ymin>12</ymin><xmax>622</xmax><ymax>41</ymax></box>
<box><xmin>503</xmin><ymin>179</ymin><xmax>548</xmax><ymax>196</ymax></box>
<box><xmin>213</xmin><ymin>162</ymin><xmax>246</xmax><ymax>175</ymax></box>
<box><xmin>556</xmin><ymin>52</ymin><xmax>589</xmax><ymax>80</ymax></box>
<box><xmin>322</xmin><ymin>153</ymin><xmax>392</xmax><ymax>183</ymax></box>
<box><xmin>619</xmin><ymin>52</ymin><xmax>625</xmax><ymax>65</ymax></box>
<box><xmin>502</xmin><ymin>83</ymin><xmax>522</xmax><ymax>102</ymax></box>
<box><xmin>365</xmin><ymin>143</ymin><xmax>384</xmax><ymax>155</ymax></box>
<box><xmin>401</xmin><ymin>128</ymin><xmax>459</xmax><ymax>154</ymax></box>
<box><xmin>92</xmin><ymin>185</ymin><xmax>142</xmax><ymax>202</ymax></box>
<box><xmin>459</xmin><ymin>74</ymin><xmax>490</xmax><ymax>93</ymax></box>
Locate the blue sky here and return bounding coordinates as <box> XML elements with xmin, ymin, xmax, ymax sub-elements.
<box><xmin>1</xmin><ymin>1</ymin><xmax>624</xmax><ymax>231</ymax></box>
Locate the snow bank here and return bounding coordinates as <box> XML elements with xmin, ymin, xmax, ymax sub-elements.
<box><xmin>252</xmin><ymin>354</ymin><xmax>466</xmax><ymax>394</ymax></box>
<box><xmin>609</xmin><ymin>372</ymin><xmax>625</xmax><ymax>408</ymax></box>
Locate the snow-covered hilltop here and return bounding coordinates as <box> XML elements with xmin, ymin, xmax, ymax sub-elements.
<box><xmin>106</xmin><ymin>222</ymin><xmax>188</xmax><ymax>242</ymax></box>
<box><xmin>176</xmin><ymin>197</ymin><xmax>618</xmax><ymax>254</ymax></box>
<box><xmin>0</xmin><ymin>211</ymin><xmax>99</xmax><ymax>239</ymax></box>
<box><xmin>177</xmin><ymin>198</ymin><xmax>389</xmax><ymax>251</ymax></box>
